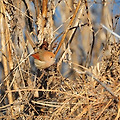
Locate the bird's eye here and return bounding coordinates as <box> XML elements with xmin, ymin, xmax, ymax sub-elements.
<box><xmin>50</xmin><ymin>56</ymin><xmax>53</xmax><ymax>58</ymax></box>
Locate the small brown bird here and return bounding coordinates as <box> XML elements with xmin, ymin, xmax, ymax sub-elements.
<box><xmin>31</xmin><ymin>49</ymin><xmax>55</xmax><ymax>69</ymax></box>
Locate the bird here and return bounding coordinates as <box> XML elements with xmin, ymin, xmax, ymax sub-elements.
<box><xmin>31</xmin><ymin>49</ymin><xmax>55</xmax><ymax>69</ymax></box>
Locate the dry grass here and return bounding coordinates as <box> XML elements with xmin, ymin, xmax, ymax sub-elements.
<box><xmin>0</xmin><ymin>0</ymin><xmax>120</xmax><ymax>119</ymax></box>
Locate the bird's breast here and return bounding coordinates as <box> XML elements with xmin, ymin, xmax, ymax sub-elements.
<box><xmin>34</xmin><ymin>59</ymin><xmax>46</xmax><ymax>69</ymax></box>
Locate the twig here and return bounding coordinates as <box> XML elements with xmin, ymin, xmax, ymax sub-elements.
<box><xmin>101</xmin><ymin>24</ymin><xmax>120</xmax><ymax>40</ymax></box>
<box><xmin>55</xmin><ymin>0</ymin><xmax>82</xmax><ymax>55</ymax></box>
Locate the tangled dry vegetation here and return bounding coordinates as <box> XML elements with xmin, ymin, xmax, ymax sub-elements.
<box><xmin>0</xmin><ymin>0</ymin><xmax>120</xmax><ymax>120</ymax></box>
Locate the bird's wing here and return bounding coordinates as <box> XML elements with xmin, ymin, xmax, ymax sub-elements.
<box><xmin>31</xmin><ymin>50</ymin><xmax>45</xmax><ymax>61</ymax></box>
